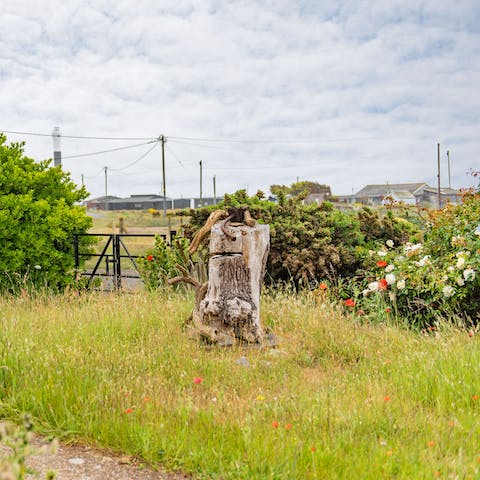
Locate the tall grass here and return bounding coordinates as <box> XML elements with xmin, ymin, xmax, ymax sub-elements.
<box><xmin>0</xmin><ymin>290</ymin><xmax>479</xmax><ymax>479</ymax></box>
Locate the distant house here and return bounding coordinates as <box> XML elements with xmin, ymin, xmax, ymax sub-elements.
<box><xmin>346</xmin><ymin>183</ymin><xmax>460</xmax><ymax>207</ymax></box>
<box><xmin>352</xmin><ymin>183</ymin><xmax>428</xmax><ymax>206</ymax></box>
<box><xmin>86</xmin><ymin>195</ymin><xmax>121</xmax><ymax>210</ymax></box>
<box><xmin>303</xmin><ymin>193</ymin><xmax>331</xmax><ymax>205</ymax></box>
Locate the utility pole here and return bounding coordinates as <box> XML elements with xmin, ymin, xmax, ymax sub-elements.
<box><xmin>81</xmin><ymin>173</ymin><xmax>84</xmax><ymax>187</ymax></box>
<box><xmin>437</xmin><ymin>143</ymin><xmax>441</xmax><ymax>208</ymax></box>
<box><xmin>160</xmin><ymin>135</ymin><xmax>167</xmax><ymax>217</ymax></box>
<box><xmin>199</xmin><ymin>160</ymin><xmax>203</xmax><ymax>207</ymax></box>
<box><xmin>213</xmin><ymin>175</ymin><xmax>217</xmax><ymax>205</ymax></box>
<box><xmin>104</xmin><ymin>166</ymin><xmax>108</xmax><ymax>197</ymax></box>
<box><xmin>447</xmin><ymin>150</ymin><xmax>451</xmax><ymax>189</ymax></box>
<box><xmin>52</xmin><ymin>126</ymin><xmax>62</xmax><ymax>167</ymax></box>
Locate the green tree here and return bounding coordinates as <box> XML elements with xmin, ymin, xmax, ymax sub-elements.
<box><xmin>0</xmin><ymin>134</ymin><xmax>94</xmax><ymax>292</ymax></box>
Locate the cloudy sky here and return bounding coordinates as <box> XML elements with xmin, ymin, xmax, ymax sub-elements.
<box><xmin>1</xmin><ymin>0</ymin><xmax>479</xmax><ymax>200</ymax></box>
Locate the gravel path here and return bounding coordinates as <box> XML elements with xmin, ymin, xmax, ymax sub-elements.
<box><xmin>2</xmin><ymin>435</ymin><xmax>190</xmax><ymax>480</ymax></box>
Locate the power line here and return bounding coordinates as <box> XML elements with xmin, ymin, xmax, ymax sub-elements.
<box><xmin>0</xmin><ymin>129</ymin><xmax>157</xmax><ymax>141</ymax></box>
<box><xmin>109</xmin><ymin>142</ymin><xmax>159</xmax><ymax>171</ymax></box>
<box><xmin>63</xmin><ymin>140</ymin><xmax>157</xmax><ymax>159</ymax></box>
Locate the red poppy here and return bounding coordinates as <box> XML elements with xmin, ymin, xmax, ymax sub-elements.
<box><xmin>284</xmin><ymin>423</ymin><xmax>293</xmax><ymax>430</ymax></box>
<box><xmin>311</xmin><ymin>446</ymin><xmax>317</xmax><ymax>452</ymax></box>
<box><xmin>385</xmin><ymin>307</ymin><xmax>392</xmax><ymax>313</ymax></box>
<box><xmin>319</xmin><ymin>282</ymin><xmax>328</xmax><ymax>290</ymax></box>
<box><xmin>125</xmin><ymin>407</ymin><xmax>134</xmax><ymax>414</ymax></box>
<box><xmin>378</xmin><ymin>279</ymin><xmax>388</xmax><ymax>290</ymax></box>
<box><xmin>147</xmin><ymin>255</ymin><xmax>154</xmax><ymax>262</ymax></box>
<box><xmin>193</xmin><ymin>377</ymin><xmax>203</xmax><ymax>384</ymax></box>
<box><xmin>345</xmin><ymin>299</ymin><xmax>356</xmax><ymax>307</ymax></box>
<box><xmin>376</xmin><ymin>260</ymin><xmax>388</xmax><ymax>268</ymax></box>
<box><xmin>384</xmin><ymin>395</ymin><xmax>391</xmax><ymax>402</ymax></box>
<box><xmin>472</xmin><ymin>394</ymin><xmax>479</xmax><ymax>401</ymax></box>
<box><xmin>272</xmin><ymin>421</ymin><xmax>279</xmax><ymax>429</ymax></box>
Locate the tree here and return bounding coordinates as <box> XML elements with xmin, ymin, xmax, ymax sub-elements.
<box><xmin>270</xmin><ymin>181</ymin><xmax>332</xmax><ymax>197</ymax></box>
<box><xmin>0</xmin><ymin>134</ymin><xmax>94</xmax><ymax>292</ymax></box>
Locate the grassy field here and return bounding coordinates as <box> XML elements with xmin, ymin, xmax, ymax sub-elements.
<box><xmin>0</xmin><ymin>290</ymin><xmax>479</xmax><ymax>478</ymax></box>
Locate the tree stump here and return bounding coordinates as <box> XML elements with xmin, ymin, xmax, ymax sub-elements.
<box><xmin>192</xmin><ymin>216</ymin><xmax>270</xmax><ymax>345</ymax></box>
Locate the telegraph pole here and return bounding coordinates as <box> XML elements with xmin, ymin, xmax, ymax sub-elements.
<box><xmin>437</xmin><ymin>143</ymin><xmax>441</xmax><ymax>208</ymax></box>
<box><xmin>213</xmin><ymin>175</ymin><xmax>217</xmax><ymax>204</ymax></box>
<box><xmin>199</xmin><ymin>160</ymin><xmax>203</xmax><ymax>207</ymax></box>
<box><xmin>104</xmin><ymin>166</ymin><xmax>108</xmax><ymax>197</ymax></box>
<box><xmin>81</xmin><ymin>173</ymin><xmax>84</xmax><ymax>187</ymax></box>
<box><xmin>447</xmin><ymin>150</ymin><xmax>451</xmax><ymax>189</ymax></box>
<box><xmin>160</xmin><ymin>135</ymin><xmax>167</xmax><ymax>217</ymax></box>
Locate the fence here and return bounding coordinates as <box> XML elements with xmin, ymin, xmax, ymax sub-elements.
<box><xmin>73</xmin><ymin>232</ymin><xmax>175</xmax><ymax>290</ymax></box>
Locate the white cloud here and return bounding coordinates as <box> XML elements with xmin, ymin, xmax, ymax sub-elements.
<box><xmin>0</xmin><ymin>0</ymin><xmax>478</xmax><ymax>199</ymax></box>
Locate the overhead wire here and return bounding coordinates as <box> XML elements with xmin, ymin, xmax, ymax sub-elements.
<box><xmin>109</xmin><ymin>141</ymin><xmax>159</xmax><ymax>172</ymax></box>
<box><xmin>63</xmin><ymin>140</ymin><xmax>157</xmax><ymax>159</ymax></box>
<box><xmin>0</xmin><ymin>129</ymin><xmax>157</xmax><ymax>141</ymax></box>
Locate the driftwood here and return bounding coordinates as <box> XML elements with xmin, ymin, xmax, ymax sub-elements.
<box><xmin>173</xmin><ymin>208</ymin><xmax>270</xmax><ymax>345</ymax></box>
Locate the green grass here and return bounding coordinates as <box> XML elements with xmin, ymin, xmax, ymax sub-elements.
<box><xmin>0</xmin><ymin>290</ymin><xmax>479</xmax><ymax>478</ymax></box>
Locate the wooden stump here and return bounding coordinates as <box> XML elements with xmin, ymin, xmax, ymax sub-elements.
<box><xmin>192</xmin><ymin>221</ymin><xmax>270</xmax><ymax>345</ymax></box>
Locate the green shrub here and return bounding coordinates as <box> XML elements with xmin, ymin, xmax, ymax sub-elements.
<box><xmin>182</xmin><ymin>190</ymin><xmax>416</xmax><ymax>288</ymax></box>
<box><xmin>0</xmin><ymin>135</ymin><xmax>95</xmax><ymax>292</ymax></box>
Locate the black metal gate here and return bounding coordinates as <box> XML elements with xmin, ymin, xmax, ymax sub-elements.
<box><xmin>73</xmin><ymin>232</ymin><xmax>173</xmax><ymax>290</ymax></box>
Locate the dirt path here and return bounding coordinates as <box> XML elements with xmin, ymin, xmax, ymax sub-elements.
<box><xmin>2</xmin><ymin>435</ymin><xmax>190</xmax><ymax>480</ymax></box>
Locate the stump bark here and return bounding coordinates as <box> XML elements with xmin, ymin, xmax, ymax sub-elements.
<box><xmin>192</xmin><ymin>220</ymin><xmax>270</xmax><ymax>345</ymax></box>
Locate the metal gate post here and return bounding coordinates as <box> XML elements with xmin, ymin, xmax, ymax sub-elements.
<box><xmin>113</xmin><ymin>234</ymin><xmax>122</xmax><ymax>290</ymax></box>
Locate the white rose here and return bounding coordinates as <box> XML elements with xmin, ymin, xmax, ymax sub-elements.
<box><xmin>463</xmin><ymin>268</ymin><xmax>475</xmax><ymax>281</ymax></box>
<box><xmin>442</xmin><ymin>285</ymin><xmax>455</xmax><ymax>298</ymax></box>
<box><xmin>386</xmin><ymin>240</ymin><xmax>394</xmax><ymax>248</ymax></box>
<box><xmin>397</xmin><ymin>279</ymin><xmax>406</xmax><ymax>290</ymax></box>
<box><xmin>368</xmin><ymin>281</ymin><xmax>379</xmax><ymax>291</ymax></box>
<box><xmin>385</xmin><ymin>273</ymin><xmax>396</xmax><ymax>285</ymax></box>
<box><xmin>378</xmin><ymin>251</ymin><xmax>387</xmax><ymax>257</ymax></box>
<box><xmin>447</xmin><ymin>266</ymin><xmax>455</xmax><ymax>272</ymax></box>
<box><xmin>456</xmin><ymin>277</ymin><xmax>465</xmax><ymax>286</ymax></box>
<box><xmin>456</xmin><ymin>257</ymin><xmax>466</xmax><ymax>269</ymax></box>
<box><xmin>385</xmin><ymin>264</ymin><xmax>395</xmax><ymax>273</ymax></box>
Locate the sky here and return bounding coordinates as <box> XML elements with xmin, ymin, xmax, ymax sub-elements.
<box><xmin>1</xmin><ymin>0</ymin><xmax>479</xmax><ymax>200</ymax></box>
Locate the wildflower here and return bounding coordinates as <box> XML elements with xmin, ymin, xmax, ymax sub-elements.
<box><xmin>385</xmin><ymin>273</ymin><xmax>396</xmax><ymax>285</ymax></box>
<box><xmin>34</xmin><ymin>265</ymin><xmax>42</xmax><ymax>270</ymax></box>
<box><xmin>211</xmin><ymin>397</ymin><xmax>217</xmax><ymax>403</ymax></box>
<box><xmin>386</xmin><ymin>239</ymin><xmax>394</xmax><ymax>248</ymax></box>
<box><xmin>397</xmin><ymin>279</ymin><xmax>406</xmax><ymax>290</ymax></box>
<box><xmin>456</xmin><ymin>257</ymin><xmax>466</xmax><ymax>269</ymax></box>
<box><xmin>384</xmin><ymin>395</ymin><xmax>391</xmax><ymax>402</ymax></box>
<box><xmin>448</xmin><ymin>421</ymin><xmax>455</xmax><ymax>427</ymax></box>
<box><xmin>472</xmin><ymin>394</ymin><xmax>479</xmax><ymax>401</ymax></box>
<box><xmin>447</xmin><ymin>266</ymin><xmax>455</xmax><ymax>272</ymax></box>
<box><xmin>311</xmin><ymin>446</ymin><xmax>317</xmax><ymax>452</ymax></box>
<box><xmin>456</xmin><ymin>277</ymin><xmax>465</xmax><ymax>286</ymax></box>
<box><xmin>362</xmin><ymin>289</ymin><xmax>370</xmax><ymax>296</ymax></box>
<box><xmin>427</xmin><ymin>441</ymin><xmax>435</xmax><ymax>447</ymax></box>
<box><xmin>378</xmin><ymin>279</ymin><xmax>388</xmax><ymax>290</ymax></box>
<box><xmin>463</xmin><ymin>268</ymin><xmax>475</xmax><ymax>281</ymax></box>
<box><xmin>256</xmin><ymin>395</ymin><xmax>265</xmax><ymax>401</ymax></box>
<box><xmin>442</xmin><ymin>286</ymin><xmax>454</xmax><ymax>298</ymax></box>
<box><xmin>378</xmin><ymin>251</ymin><xmax>387</xmax><ymax>257</ymax></box>
<box><xmin>385</xmin><ymin>264</ymin><xmax>395</xmax><ymax>273</ymax></box>
<box><xmin>368</xmin><ymin>281</ymin><xmax>379</xmax><ymax>291</ymax></box>
<box><xmin>376</xmin><ymin>260</ymin><xmax>388</xmax><ymax>268</ymax></box>
<box><xmin>385</xmin><ymin>308</ymin><xmax>391</xmax><ymax>313</ymax></box>
<box><xmin>468</xmin><ymin>330</ymin><xmax>474</xmax><ymax>337</ymax></box>
<box><xmin>143</xmin><ymin>397</ymin><xmax>150</xmax><ymax>403</ymax></box>
<box><xmin>475</xmin><ymin>225</ymin><xmax>480</xmax><ymax>236</ymax></box>
<box><xmin>386</xmin><ymin>450</ymin><xmax>393</xmax><ymax>456</ymax></box>
<box><xmin>345</xmin><ymin>299</ymin><xmax>355</xmax><ymax>307</ymax></box>
<box><xmin>358</xmin><ymin>309</ymin><xmax>366</xmax><ymax>315</ymax></box>
<box><xmin>272</xmin><ymin>421</ymin><xmax>279</xmax><ymax>428</ymax></box>
<box><xmin>147</xmin><ymin>255</ymin><xmax>154</xmax><ymax>262</ymax></box>
<box><xmin>318</xmin><ymin>282</ymin><xmax>328</xmax><ymax>290</ymax></box>
<box><xmin>285</xmin><ymin>423</ymin><xmax>293</xmax><ymax>430</ymax></box>
<box><xmin>193</xmin><ymin>377</ymin><xmax>203</xmax><ymax>384</ymax></box>
<box><xmin>125</xmin><ymin>407</ymin><xmax>134</xmax><ymax>414</ymax></box>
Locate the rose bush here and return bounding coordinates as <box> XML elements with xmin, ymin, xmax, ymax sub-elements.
<box><xmin>349</xmin><ymin>191</ymin><xmax>480</xmax><ymax>326</ymax></box>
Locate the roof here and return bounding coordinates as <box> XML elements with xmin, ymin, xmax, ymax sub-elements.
<box><xmin>354</xmin><ymin>183</ymin><xmax>428</xmax><ymax>197</ymax></box>
<box><xmin>108</xmin><ymin>195</ymin><xmax>165</xmax><ymax>204</ymax></box>
<box><xmin>87</xmin><ymin>195</ymin><xmax>121</xmax><ymax>202</ymax></box>
<box><xmin>387</xmin><ymin>190</ymin><xmax>416</xmax><ymax>201</ymax></box>
<box><xmin>420</xmin><ymin>187</ymin><xmax>460</xmax><ymax>195</ymax></box>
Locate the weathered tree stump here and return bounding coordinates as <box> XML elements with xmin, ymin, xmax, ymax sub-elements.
<box><xmin>177</xmin><ymin>209</ymin><xmax>270</xmax><ymax>345</ymax></box>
